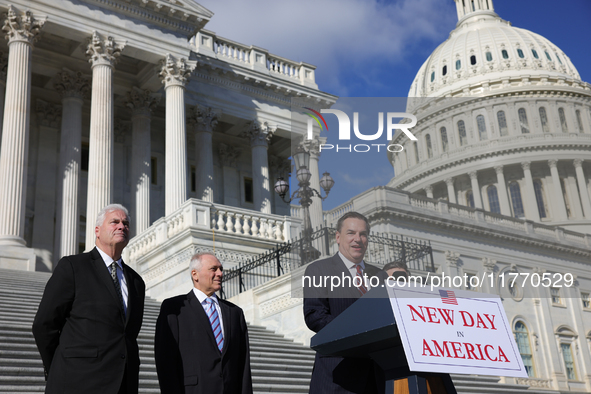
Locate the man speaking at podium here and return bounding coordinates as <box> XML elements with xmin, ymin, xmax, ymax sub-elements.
<box><xmin>303</xmin><ymin>212</ymin><xmax>387</xmax><ymax>394</ymax></box>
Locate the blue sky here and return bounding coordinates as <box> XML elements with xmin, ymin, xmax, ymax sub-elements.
<box><xmin>197</xmin><ymin>0</ymin><xmax>591</xmax><ymax>210</ymax></box>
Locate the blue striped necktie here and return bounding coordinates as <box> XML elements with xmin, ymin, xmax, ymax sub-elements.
<box><xmin>205</xmin><ymin>297</ymin><xmax>224</xmax><ymax>351</ymax></box>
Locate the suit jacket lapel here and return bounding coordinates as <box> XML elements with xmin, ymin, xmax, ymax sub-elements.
<box><xmin>219</xmin><ymin>301</ymin><xmax>231</xmax><ymax>356</ymax></box>
<box><xmin>90</xmin><ymin>248</ymin><xmax>125</xmax><ymax>321</ymax></box>
<box><xmin>331</xmin><ymin>254</ymin><xmax>362</xmax><ymax>298</ymax></box>
<box><xmin>187</xmin><ymin>291</ymin><xmax>220</xmax><ymax>352</ymax></box>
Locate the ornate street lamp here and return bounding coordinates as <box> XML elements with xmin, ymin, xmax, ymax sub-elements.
<box><xmin>274</xmin><ymin>145</ymin><xmax>334</xmax><ymax>264</ymax></box>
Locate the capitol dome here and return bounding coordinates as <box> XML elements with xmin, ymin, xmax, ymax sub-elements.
<box><xmin>389</xmin><ymin>0</ymin><xmax>591</xmax><ymax>234</ymax></box>
<box><xmin>409</xmin><ymin>0</ymin><xmax>581</xmax><ymax>100</ymax></box>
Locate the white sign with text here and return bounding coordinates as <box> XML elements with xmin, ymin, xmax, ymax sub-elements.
<box><xmin>388</xmin><ymin>285</ymin><xmax>528</xmax><ymax>377</ymax></box>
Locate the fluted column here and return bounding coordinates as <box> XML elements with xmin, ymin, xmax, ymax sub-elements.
<box><xmin>189</xmin><ymin>105</ymin><xmax>218</xmax><ymax>202</ymax></box>
<box><xmin>84</xmin><ymin>31</ymin><xmax>124</xmax><ymax>249</ymax></box>
<box><xmin>302</xmin><ymin>134</ymin><xmax>327</xmax><ymax>230</ymax></box>
<box><xmin>219</xmin><ymin>144</ymin><xmax>241</xmax><ymax>206</ymax></box>
<box><xmin>444</xmin><ymin>178</ymin><xmax>456</xmax><ymax>204</ymax></box>
<box><xmin>573</xmin><ymin>159</ymin><xmax>591</xmax><ymax>218</ymax></box>
<box><xmin>126</xmin><ymin>88</ymin><xmax>158</xmax><ymax>235</ymax></box>
<box><xmin>425</xmin><ymin>185</ymin><xmax>434</xmax><ymax>199</ymax></box>
<box><xmin>494</xmin><ymin>165</ymin><xmax>511</xmax><ymax>216</ymax></box>
<box><xmin>31</xmin><ymin>101</ymin><xmax>60</xmax><ymax>269</ymax></box>
<box><xmin>159</xmin><ymin>54</ymin><xmax>195</xmax><ymax>215</ymax></box>
<box><xmin>468</xmin><ymin>171</ymin><xmax>483</xmax><ymax>209</ymax></box>
<box><xmin>53</xmin><ymin>70</ymin><xmax>89</xmax><ymax>260</ymax></box>
<box><xmin>521</xmin><ymin>162</ymin><xmax>541</xmax><ymax>222</ymax></box>
<box><xmin>548</xmin><ymin>159</ymin><xmax>568</xmax><ymax>220</ymax></box>
<box><xmin>0</xmin><ymin>7</ymin><xmax>44</xmax><ymax>245</ymax></box>
<box><xmin>241</xmin><ymin>120</ymin><xmax>275</xmax><ymax>213</ymax></box>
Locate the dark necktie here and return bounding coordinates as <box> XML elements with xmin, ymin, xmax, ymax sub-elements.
<box><xmin>205</xmin><ymin>298</ymin><xmax>224</xmax><ymax>351</ymax></box>
<box><xmin>110</xmin><ymin>262</ymin><xmax>126</xmax><ymax>316</ymax></box>
<box><xmin>354</xmin><ymin>264</ymin><xmax>368</xmax><ymax>295</ymax></box>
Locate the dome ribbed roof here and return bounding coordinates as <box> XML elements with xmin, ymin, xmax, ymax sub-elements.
<box><xmin>409</xmin><ymin>8</ymin><xmax>581</xmax><ymax>98</ymax></box>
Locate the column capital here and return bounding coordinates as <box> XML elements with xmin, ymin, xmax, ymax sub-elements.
<box><xmin>36</xmin><ymin>100</ymin><xmax>61</xmax><ymax>129</ymax></box>
<box><xmin>468</xmin><ymin>171</ymin><xmax>478</xmax><ymax>180</ymax></box>
<box><xmin>188</xmin><ymin>104</ymin><xmax>219</xmax><ymax>133</ymax></box>
<box><xmin>548</xmin><ymin>159</ymin><xmax>558</xmax><ymax>168</ymax></box>
<box><xmin>241</xmin><ymin>120</ymin><xmax>276</xmax><ymax>147</ymax></box>
<box><xmin>159</xmin><ymin>54</ymin><xmax>195</xmax><ymax>88</ymax></box>
<box><xmin>444</xmin><ymin>250</ymin><xmax>460</xmax><ymax>267</ymax></box>
<box><xmin>85</xmin><ymin>31</ymin><xmax>125</xmax><ymax>68</ymax></box>
<box><xmin>2</xmin><ymin>6</ymin><xmax>44</xmax><ymax>45</ymax></box>
<box><xmin>218</xmin><ymin>143</ymin><xmax>241</xmax><ymax>167</ymax></box>
<box><xmin>301</xmin><ymin>135</ymin><xmax>327</xmax><ymax>159</ymax></box>
<box><xmin>425</xmin><ymin>185</ymin><xmax>433</xmax><ymax>194</ymax></box>
<box><xmin>54</xmin><ymin>69</ymin><xmax>91</xmax><ymax>100</ymax></box>
<box><xmin>493</xmin><ymin>165</ymin><xmax>504</xmax><ymax>174</ymax></box>
<box><xmin>269</xmin><ymin>155</ymin><xmax>291</xmax><ymax>179</ymax></box>
<box><xmin>573</xmin><ymin>158</ymin><xmax>584</xmax><ymax>169</ymax></box>
<box><xmin>481</xmin><ymin>257</ymin><xmax>497</xmax><ymax>273</ymax></box>
<box><xmin>126</xmin><ymin>87</ymin><xmax>159</xmax><ymax>116</ymax></box>
<box><xmin>521</xmin><ymin>161</ymin><xmax>531</xmax><ymax>171</ymax></box>
<box><xmin>114</xmin><ymin>118</ymin><xmax>130</xmax><ymax>144</ymax></box>
<box><xmin>444</xmin><ymin>177</ymin><xmax>454</xmax><ymax>186</ymax></box>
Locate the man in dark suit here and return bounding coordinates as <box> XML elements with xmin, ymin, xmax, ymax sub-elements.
<box><xmin>32</xmin><ymin>204</ymin><xmax>145</xmax><ymax>394</ymax></box>
<box><xmin>304</xmin><ymin>211</ymin><xmax>387</xmax><ymax>394</ymax></box>
<box><xmin>155</xmin><ymin>252</ymin><xmax>253</xmax><ymax>394</ymax></box>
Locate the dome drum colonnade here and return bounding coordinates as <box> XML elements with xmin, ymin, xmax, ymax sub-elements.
<box><xmin>389</xmin><ymin>0</ymin><xmax>591</xmax><ymax>232</ymax></box>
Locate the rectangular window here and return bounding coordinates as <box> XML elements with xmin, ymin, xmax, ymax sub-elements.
<box><xmin>151</xmin><ymin>157</ymin><xmax>157</xmax><ymax>185</ymax></box>
<box><xmin>582</xmin><ymin>292</ymin><xmax>590</xmax><ymax>309</ymax></box>
<box><xmin>244</xmin><ymin>177</ymin><xmax>254</xmax><ymax>204</ymax></box>
<box><xmin>561</xmin><ymin>343</ymin><xmax>577</xmax><ymax>380</ymax></box>
<box><xmin>551</xmin><ymin>287</ymin><xmax>562</xmax><ymax>304</ymax></box>
<box><xmin>81</xmin><ymin>143</ymin><xmax>89</xmax><ymax>172</ymax></box>
<box><xmin>191</xmin><ymin>165</ymin><xmax>196</xmax><ymax>192</ymax></box>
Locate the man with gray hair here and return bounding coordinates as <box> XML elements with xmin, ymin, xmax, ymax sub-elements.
<box><xmin>33</xmin><ymin>204</ymin><xmax>145</xmax><ymax>394</ymax></box>
<box><xmin>155</xmin><ymin>252</ymin><xmax>253</xmax><ymax>394</ymax></box>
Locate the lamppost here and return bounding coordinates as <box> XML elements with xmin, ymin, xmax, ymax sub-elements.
<box><xmin>274</xmin><ymin>146</ymin><xmax>335</xmax><ymax>264</ymax></box>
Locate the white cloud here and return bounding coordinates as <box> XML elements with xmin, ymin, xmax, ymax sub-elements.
<box><xmin>197</xmin><ymin>0</ymin><xmax>455</xmax><ymax>95</ymax></box>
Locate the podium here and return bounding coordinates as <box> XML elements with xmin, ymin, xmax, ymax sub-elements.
<box><xmin>310</xmin><ymin>286</ymin><xmax>457</xmax><ymax>394</ymax></box>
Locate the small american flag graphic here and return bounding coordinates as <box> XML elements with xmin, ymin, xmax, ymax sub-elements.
<box><xmin>439</xmin><ymin>289</ymin><xmax>458</xmax><ymax>305</ymax></box>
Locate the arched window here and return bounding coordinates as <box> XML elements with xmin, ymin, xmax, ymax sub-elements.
<box><xmin>532</xmin><ymin>49</ymin><xmax>539</xmax><ymax>59</ymax></box>
<box><xmin>518</xmin><ymin>108</ymin><xmax>530</xmax><ymax>134</ymax></box>
<box><xmin>414</xmin><ymin>142</ymin><xmax>419</xmax><ymax>164</ymax></box>
<box><xmin>545</xmin><ymin>51</ymin><xmax>552</xmax><ymax>61</ymax></box>
<box><xmin>430</xmin><ymin>71</ymin><xmax>435</xmax><ymax>82</ymax></box>
<box><xmin>470</xmin><ymin>55</ymin><xmax>477</xmax><ymax>65</ymax></box>
<box><xmin>466</xmin><ymin>190</ymin><xmax>475</xmax><ymax>208</ymax></box>
<box><xmin>440</xmin><ymin>127</ymin><xmax>449</xmax><ymax>152</ymax></box>
<box><xmin>477</xmin><ymin>115</ymin><xmax>487</xmax><ymax>141</ymax></box>
<box><xmin>533</xmin><ymin>180</ymin><xmax>547</xmax><ymax>218</ymax></box>
<box><xmin>497</xmin><ymin>111</ymin><xmax>508</xmax><ymax>136</ymax></box>
<box><xmin>514</xmin><ymin>322</ymin><xmax>535</xmax><ymax>377</ymax></box>
<box><xmin>442</xmin><ymin>65</ymin><xmax>447</xmax><ymax>76</ymax></box>
<box><xmin>576</xmin><ymin>110</ymin><xmax>584</xmax><ymax>133</ymax></box>
<box><xmin>555</xmin><ymin>53</ymin><xmax>563</xmax><ymax>64</ymax></box>
<box><xmin>456</xmin><ymin>60</ymin><xmax>461</xmax><ymax>70</ymax></box>
<box><xmin>485</xmin><ymin>52</ymin><xmax>493</xmax><ymax>61</ymax></box>
<box><xmin>502</xmin><ymin>49</ymin><xmax>509</xmax><ymax>59</ymax></box>
<box><xmin>509</xmin><ymin>182</ymin><xmax>525</xmax><ymax>218</ymax></box>
<box><xmin>458</xmin><ymin>120</ymin><xmax>467</xmax><ymax>146</ymax></box>
<box><xmin>487</xmin><ymin>185</ymin><xmax>501</xmax><ymax>214</ymax></box>
<box><xmin>517</xmin><ymin>48</ymin><xmax>525</xmax><ymax>58</ymax></box>
<box><xmin>426</xmin><ymin>134</ymin><xmax>433</xmax><ymax>158</ymax></box>
<box><xmin>559</xmin><ymin>107</ymin><xmax>568</xmax><ymax>133</ymax></box>
<box><xmin>561</xmin><ymin>343</ymin><xmax>577</xmax><ymax>380</ymax></box>
<box><xmin>539</xmin><ymin>107</ymin><xmax>550</xmax><ymax>133</ymax></box>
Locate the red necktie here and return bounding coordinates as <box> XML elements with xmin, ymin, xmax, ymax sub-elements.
<box><xmin>355</xmin><ymin>264</ymin><xmax>368</xmax><ymax>295</ymax></box>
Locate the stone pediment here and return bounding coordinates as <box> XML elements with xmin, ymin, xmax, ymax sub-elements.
<box><xmin>79</xmin><ymin>0</ymin><xmax>213</xmax><ymax>37</ymax></box>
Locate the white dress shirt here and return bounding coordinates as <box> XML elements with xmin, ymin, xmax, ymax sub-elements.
<box><xmin>338</xmin><ymin>251</ymin><xmax>372</xmax><ymax>289</ymax></box>
<box><xmin>193</xmin><ymin>288</ymin><xmax>225</xmax><ymax>338</ymax></box>
<box><xmin>96</xmin><ymin>246</ymin><xmax>128</xmax><ymax>314</ymax></box>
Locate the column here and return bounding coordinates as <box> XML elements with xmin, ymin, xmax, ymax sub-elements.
<box><xmin>189</xmin><ymin>105</ymin><xmax>218</xmax><ymax>203</ymax></box>
<box><xmin>494</xmin><ymin>165</ymin><xmax>511</xmax><ymax>216</ymax></box>
<box><xmin>219</xmin><ymin>144</ymin><xmax>241</xmax><ymax>206</ymax></box>
<box><xmin>468</xmin><ymin>171</ymin><xmax>483</xmax><ymax>209</ymax></box>
<box><xmin>0</xmin><ymin>6</ymin><xmax>44</xmax><ymax>245</ymax></box>
<box><xmin>126</xmin><ymin>87</ymin><xmax>159</xmax><ymax>235</ymax></box>
<box><xmin>0</xmin><ymin>53</ymin><xmax>8</xmax><ymax>142</ymax></box>
<box><xmin>548</xmin><ymin>159</ymin><xmax>568</xmax><ymax>220</ymax></box>
<box><xmin>424</xmin><ymin>185</ymin><xmax>434</xmax><ymax>199</ymax></box>
<box><xmin>444</xmin><ymin>178</ymin><xmax>456</xmax><ymax>204</ymax></box>
<box><xmin>573</xmin><ymin>159</ymin><xmax>591</xmax><ymax>218</ymax></box>
<box><xmin>241</xmin><ymin>120</ymin><xmax>275</xmax><ymax>213</ymax></box>
<box><xmin>54</xmin><ymin>69</ymin><xmax>90</xmax><ymax>260</ymax></box>
<box><xmin>84</xmin><ymin>31</ymin><xmax>124</xmax><ymax>249</ymax></box>
<box><xmin>31</xmin><ymin>101</ymin><xmax>60</xmax><ymax>270</ymax></box>
<box><xmin>521</xmin><ymin>162</ymin><xmax>541</xmax><ymax>222</ymax></box>
<box><xmin>302</xmin><ymin>134</ymin><xmax>327</xmax><ymax>230</ymax></box>
<box><xmin>159</xmin><ymin>54</ymin><xmax>195</xmax><ymax>215</ymax></box>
